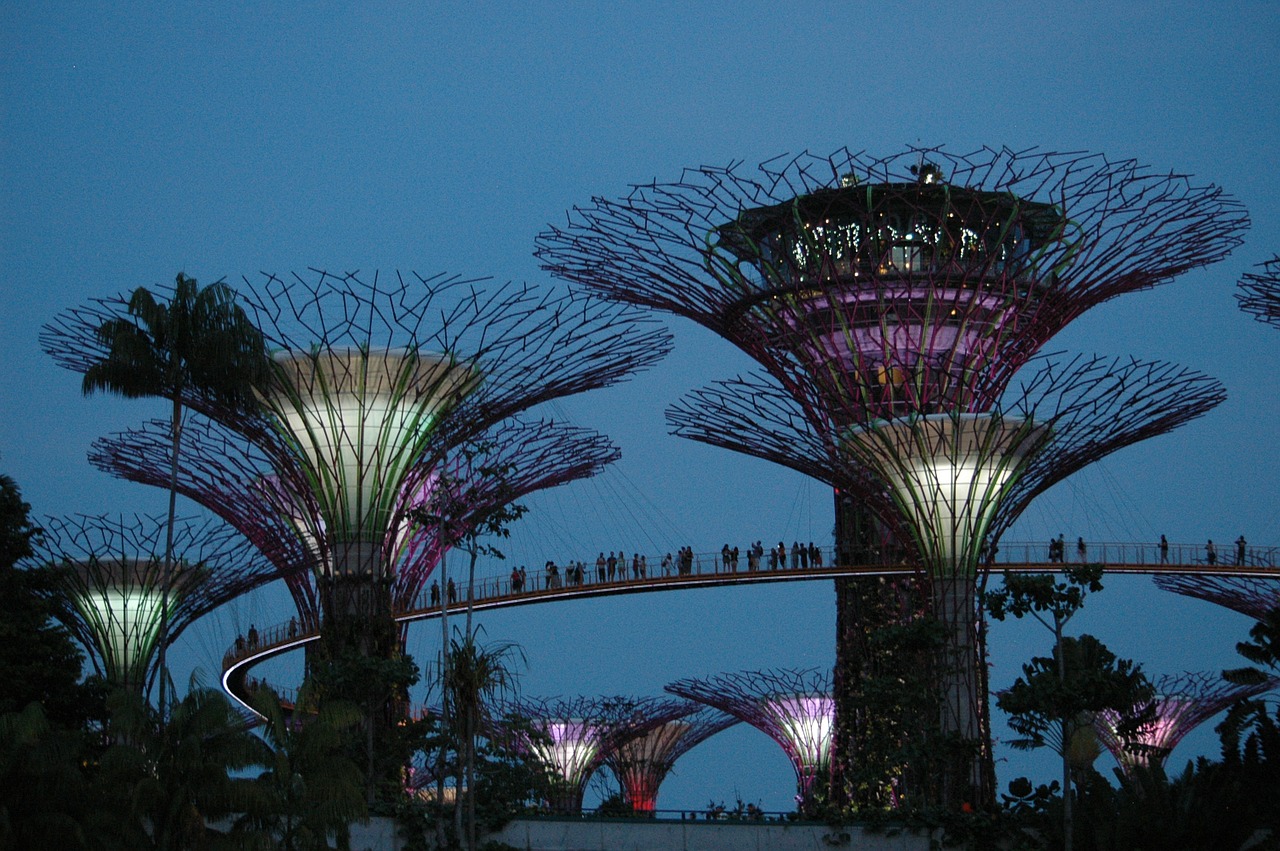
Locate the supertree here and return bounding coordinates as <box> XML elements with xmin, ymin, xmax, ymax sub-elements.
<box><xmin>1237</xmin><ymin>256</ymin><xmax>1280</xmax><ymax>327</ymax></box>
<box><xmin>1093</xmin><ymin>671</ymin><xmax>1279</xmax><ymax>776</ymax></box>
<box><xmin>666</xmin><ymin>669</ymin><xmax>834</xmax><ymax>813</ymax></box>
<box><xmin>1154</xmin><ymin>574</ymin><xmax>1280</xmax><ymax>623</ymax></box>
<box><xmin>537</xmin><ymin>146</ymin><xmax>1245</xmax><ymax>806</ymax></box>
<box><xmin>602</xmin><ymin>700</ymin><xmax>738</xmax><ymax>814</ymax></box>
<box><xmin>43</xmin><ymin>270</ymin><xmax>671</xmax><ymax>666</ymax></box>
<box><xmin>499</xmin><ymin>696</ymin><xmax>673</xmax><ymax>814</ymax></box>
<box><xmin>28</xmin><ymin>513</ymin><xmax>268</xmax><ymax>695</ymax></box>
<box><xmin>91</xmin><ymin>413</ymin><xmax>622</xmax><ymax>652</ymax></box>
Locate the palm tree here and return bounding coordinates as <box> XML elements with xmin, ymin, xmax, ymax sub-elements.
<box><xmin>237</xmin><ymin>686</ymin><xmax>367</xmax><ymax>851</ymax></box>
<box><xmin>444</xmin><ymin>631</ymin><xmax>524</xmax><ymax>851</ymax></box>
<box><xmin>98</xmin><ymin>683</ymin><xmax>267</xmax><ymax>850</ymax></box>
<box><xmin>81</xmin><ymin>273</ymin><xmax>267</xmax><ymax>715</ymax></box>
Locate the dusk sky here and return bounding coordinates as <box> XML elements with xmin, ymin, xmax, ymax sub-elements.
<box><xmin>3</xmin><ymin>3</ymin><xmax>1279</xmax><ymax>811</ymax></box>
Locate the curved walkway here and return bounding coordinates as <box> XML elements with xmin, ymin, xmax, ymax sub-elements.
<box><xmin>221</xmin><ymin>540</ymin><xmax>1280</xmax><ymax>713</ymax></box>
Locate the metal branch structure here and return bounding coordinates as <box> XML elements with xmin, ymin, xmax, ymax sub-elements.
<box><xmin>1237</xmin><ymin>256</ymin><xmax>1280</xmax><ymax>327</ymax></box>
<box><xmin>602</xmin><ymin>701</ymin><xmax>738</xmax><ymax>814</ymax></box>
<box><xmin>500</xmin><ymin>696</ymin><xmax>674</xmax><ymax>814</ymax></box>
<box><xmin>27</xmin><ymin>514</ymin><xmax>267</xmax><ymax>694</ymax></box>
<box><xmin>44</xmin><ymin>270</ymin><xmax>671</xmax><ymax>665</ymax></box>
<box><xmin>1153</xmin><ymin>574</ymin><xmax>1280</xmax><ymax>622</ymax></box>
<box><xmin>665</xmin><ymin>669</ymin><xmax>834</xmax><ymax>812</ymax></box>
<box><xmin>540</xmin><ymin>145</ymin><xmax>1243</xmax><ymax>808</ymax></box>
<box><xmin>1093</xmin><ymin>672</ymin><xmax>1280</xmax><ymax>776</ymax></box>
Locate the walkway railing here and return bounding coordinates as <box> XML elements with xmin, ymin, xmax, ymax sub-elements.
<box><xmin>222</xmin><ymin>540</ymin><xmax>1280</xmax><ymax>711</ymax></box>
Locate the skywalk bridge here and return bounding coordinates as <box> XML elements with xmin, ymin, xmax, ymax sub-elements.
<box><xmin>221</xmin><ymin>539</ymin><xmax>1279</xmax><ymax>713</ymax></box>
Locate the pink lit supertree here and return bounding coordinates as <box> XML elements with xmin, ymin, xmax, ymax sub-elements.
<box><xmin>538</xmin><ymin>146</ymin><xmax>1246</xmax><ymax>807</ymax></box>
<box><xmin>665</xmin><ymin>668</ymin><xmax>834</xmax><ymax>813</ymax></box>
<box><xmin>29</xmin><ymin>513</ymin><xmax>268</xmax><ymax>696</ymax></box>
<box><xmin>499</xmin><ymin>696</ymin><xmax>678</xmax><ymax>814</ymax></box>
<box><xmin>603</xmin><ymin>701</ymin><xmax>737</xmax><ymax>814</ymax></box>
<box><xmin>1093</xmin><ymin>671</ymin><xmax>1279</xmax><ymax>776</ymax></box>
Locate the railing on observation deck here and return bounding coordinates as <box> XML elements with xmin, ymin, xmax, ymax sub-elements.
<box><xmin>223</xmin><ymin>540</ymin><xmax>1279</xmax><ymax>673</ymax></box>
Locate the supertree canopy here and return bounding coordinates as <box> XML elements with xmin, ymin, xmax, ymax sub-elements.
<box><xmin>603</xmin><ymin>700</ymin><xmax>737</xmax><ymax>814</ymax></box>
<box><xmin>500</xmin><ymin>696</ymin><xmax>674</xmax><ymax>814</ymax></box>
<box><xmin>92</xmin><ymin>413</ymin><xmax>621</xmax><ymax>639</ymax></box>
<box><xmin>29</xmin><ymin>514</ymin><xmax>267</xmax><ymax>693</ymax></box>
<box><xmin>1093</xmin><ymin>671</ymin><xmax>1280</xmax><ymax>776</ymax></box>
<box><xmin>540</xmin><ymin>146</ymin><xmax>1243</xmax><ymax>808</ymax></box>
<box><xmin>1237</xmin><ymin>255</ymin><xmax>1280</xmax><ymax>327</ymax></box>
<box><xmin>44</xmin><ymin>270</ymin><xmax>671</xmax><ymax>657</ymax></box>
<box><xmin>1153</xmin><ymin>574</ymin><xmax>1280</xmax><ymax>623</ymax></box>
<box><xmin>537</xmin><ymin>146</ymin><xmax>1246</xmax><ymax>424</ymax></box>
<box><xmin>665</xmin><ymin>669</ymin><xmax>834</xmax><ymax>812</ymax></box>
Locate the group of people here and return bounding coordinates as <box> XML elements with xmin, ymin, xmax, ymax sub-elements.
<box><xmin>1046</xmin><ymin>534</ymin><xmax>1088</xmax><ymax>563</ymax></box>
<box><xmin>1203</xmin><ymin>535</ymin><xmax>1249</xmax><ymax>566</ymax></box>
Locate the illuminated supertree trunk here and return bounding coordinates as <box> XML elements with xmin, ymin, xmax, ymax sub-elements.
<box><xmin>603</xmin><ymin>702</ymin><xmax>737</xmax><ymax>814</ymax></box>
<box><xmin>666</xmin><ymin>669</ymin><xmax>835</xmax><ymax>813</ymax></box>
<box><xmin>537</xmin><ymin>146</ymin><xmax>1245</xmax><ymax>807</ymax></box>
<box><xmin>1093</xmin><ymin>672</ymin><xmax>1279</xmax><ymax>776</ymax></box>
<box><xmin>29</xmin><ymin>514</ymin><xmax>267</xmax><ymax>695</ymax></box>
<box><xmin>667</xmin><ymin>354</ymin><xmax>1226</xmax><ymax>804</ymax></box>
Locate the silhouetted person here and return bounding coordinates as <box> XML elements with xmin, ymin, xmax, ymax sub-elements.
<box><xmin>1236</xmin><ymin>535</ymin><xmax>1247</xmax><ymax>566</ymax></box>
<box><xmin>1159</xmin><ymin>535</ymin><xmax>1169</xmax><ymax>563</ymax></box>
<box><xmin>1206</xmin><ymin>539</ymin><xmax>1217</xmax><ymax>566</ymax></box>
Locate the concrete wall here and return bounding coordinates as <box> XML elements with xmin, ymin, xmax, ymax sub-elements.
<box><xmin>486</xmin><ymin>818</ymin><xmax>931</xmax><ymax>851</ymax></box>
<box><xmin>347</xmin><ymin>816</ymin><xmax>933</xmax><ymax>851</ymax></box>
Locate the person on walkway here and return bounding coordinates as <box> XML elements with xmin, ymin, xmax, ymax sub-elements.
<box><xmin>1077</xmin><ymin>537</ymin><xmax>1087</xmax><ymax>563</ymax></box>
<box><xmin>511</xmin><ymin>566</ymin><xmax>521</xmax><ymax>592</ymax></box>
<box><xmin>288</xmin><ymin>616</ymin><xmax>298</xmax><ymax>638</ymax></box>
<box><xmin>247</xmin><ymin>624</ymin><xmax>259</xmax><ymax>647</ymax></box>
<box><xmin>1236</xmin><ymin>535</ymin><xmax>1247</xmax><ymax>566</ymax></box>
<box><xmin>721</xmin><ymin>544</ymin><xmax>731</xmax><ymax>571</ymax></box>
<box><xmin>431</xmin><ymin>580</ymin><xmax>440</xmax><ymax>606</ymax></box>
<box><xmin>1159</xmin><ymin>535</ymin><xmax>1169</xmax><ymax>563</ymax></box>
<box><xmin>607</xmin><ymin>552</ymin><xmax>617</xmax><ymax>581</ymax></box>
<box><xmin>1206</xmin><ymin>539</ymin><xmax>1217</xmax><ymax>566</ymax></box>
<box><xmin>662</xmin><ymin>552</ymin><xmax>673</xmax><ymax>575</ymax></box>
<box><xmin>790</xmin><ymin>541</ymin><xmax>801</xmax><ymax>570</ymax></box>
<box><xmin>596</xmin><ymin>553</ymin><xmax>606</xmax><ymax>583</ymax></box>
<box><xmin>447</xmin><ymin>577</ymin><xmax>457</xmax><ymax>604</ymax></box>
<box><xmin>519</xmin><ymin>566</ymin><xmax>527</xmax><ymax>591</ymax></box>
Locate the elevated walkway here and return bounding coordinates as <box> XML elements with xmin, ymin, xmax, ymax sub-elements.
<box><xmin>222</xmin><ymin>540</ymin><xmax>1279</xmax><ymax>713</ymax></box>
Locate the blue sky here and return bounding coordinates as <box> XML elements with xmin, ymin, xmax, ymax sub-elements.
<box><xmin>3</xmin><ymin>2</ymin><xmax>1279</xmax><ymax>811</ymax></box>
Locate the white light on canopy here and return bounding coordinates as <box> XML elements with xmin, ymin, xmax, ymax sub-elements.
<box><xmin>843</xmin><ymin>412</ymin><xmax>1047</xmax><ymax>574</ymax></box>
<box><xmin>530</xmin><ymin>720</ymin><xmax>601</xmax><ymax>783</ymax></box>
<box><xmin>769</xmin><ymin>694</ymin><xmax>834</xmax><ymax>775</ymax></box>
<box><xmin>265</xmin><ymin>348</ymin><xmax>479</xmax><ymax>551</ymax></box>
<box><xmin>68</xmin><ymin>559</ymin><xmax>193</xmax><ymax>690</ymax></box>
